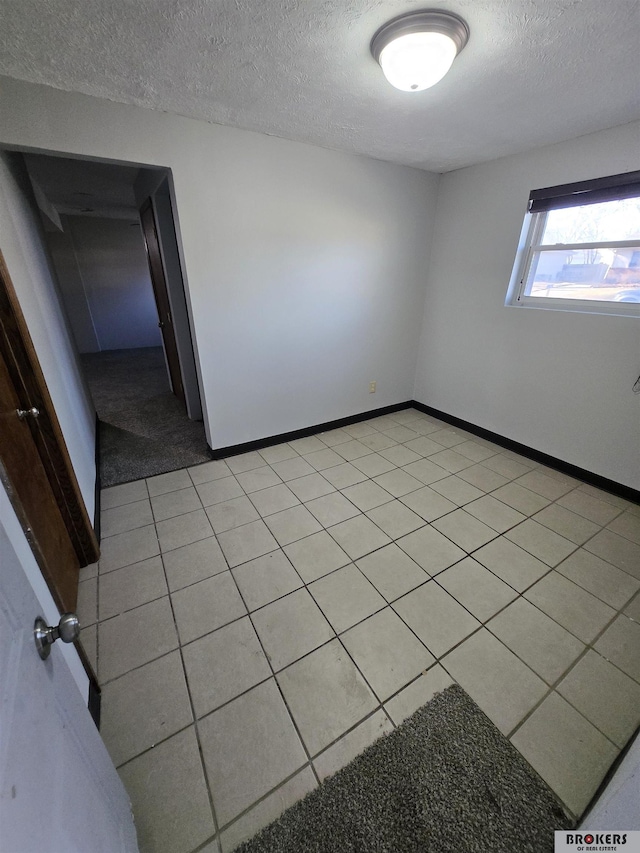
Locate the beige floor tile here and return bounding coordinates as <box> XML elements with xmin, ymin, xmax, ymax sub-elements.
<box><xmin>313</xmin><ymin>710</ymin><xmax>393</xmax><ymax>781</ymax></box>
<box><xmin>252</xmin><ymin>588</ymin><xmax>334</xmax><ymax>671</ymax></box>
<box><xmin>515</xmin><ymin>470</ymin><xmax>575</xmax><ymax>501</ymax></box>
<box><xmin>473</xmin><ymin>537</ymin><xmax>550</xmax><ymax>592</ymax></box>
<box><xmin>350</xmin><ymin>452</ymin><xmax>396</xmax><ymax>477</ymax></box>
<box><xmin>102</xmin><ymin>499</ymin><xmax>154</xmax><ymax>537</ymax></box>
<box><xmin>79</xmin><ymin>561</ymin><xmax>98</xmax><ymax>581</ymax></box>
<box><xmin>232</xmin><ymin>551</ymin><xmax>302</xmax><ymax>611</ymax></box>
<box><xmin>302</xmin><ymin>448</ymin><xmax>344</xmax><ymax>471</ymax></box>
<box><xmin>344</xmin><ymin>421</ymin><xmax>380</xmax><ymax>438</ymax></box>
<box><xmin>225</xmin><ymin>451</ymin><xmax>265</xmax><ymax>474</ymax></box>
<box><xmin>443</xmin><ymin>629</ymin><xmax>547</xmax><ymax>735</ymax></box>
<box><xmin>236</xmin><ymin>466</ymin><xmax>282</xmax><ymax>494</ymax></box>
<box><xmin>395</xmin><ymin>525</ymin><xmax>465</xmax><ymax>576</ymax></box>
<box><xmin>305</xmin><ymin>492</ymin><xmax>360</xmax><ymax>527</ymax></box>
<box><xmin>101</xmin><ymin>650</ymin><xmax>192</xmax><ymax>767</ymax></box>
<box><xmin>394</xmin><ymin>581</ymin><xmax>480</xmax><ymax>657</ymax></box>
<box><xmin>491</xmin><ymin>482</ymin><xmax>551</xmax><ymax>515</ymax></box>
<box><xmin>118</xmin><ymin>726</ymin><xmax>215</xmax><ymax>853</ymax></box>
<box><xmin>342</xmin><ymin>608</ymin><xmax>435</xmax><ymax>701</ymax></box>
<box><xmin>80</xmin><ymin>623</ymin><xmax>97</xmax><ymax>673</ymax></box>
<box><xmin>283</xmin><ymin>530</ymin><xmax>351</xmax><ymax>582</ymax></box>
<box><xmin>401</xmin><ymin>459</ymin><xmax>450</xmax><ymax>486</ymax></box>
<box><xmin>205</xmin><ymin>496</ymin><xmax>260</xmax><ymax>533</ymax></box>
<box><xmin>384</xmin><ymin>665</ymin><xmax>455</xmax><ymax>725</ymax></box>
<box><xmin>456</xmin><ymin>464</ymin><xmax>510</xmax><ymax>493</ymax></box>
<box><xmin>151</xmin><ymin>487</ymin><xmax>201</xmax><ymax>522</ymax></box>
<box><xmin>219</xmin><ymin>768</ymin><xmax>316</xmax><ymax>853</ymax></box>
<box><xmin>429</xmin><ymin>428</ymin><xmax>467</xmax><ymax>448</ymax></box>
<box><xmin>463</xmin><ymin>494</ymin><xmax>525</xmax><ymax>533</ymax></box>
<box><xmin>524</xmin><ymin>572</ymin><xmax>616</xmax><ymax>644</ymax></box>
<box><xmin>308</xmin><ymin>565</ymin><xmax>386</xmax><ymax>633</ymax></box>
<box><xmin>594</xmin><ymin>615</ymin><xmax>640</xmax><ymax>682</ymax></box>
<box><xmin>585</xmin><ymin>529</ymin><xmax>640</xmax><ymax>579</ymax></box>
<box><xmin>556</xmin><ymin>549</ymin><xmax>640</xmax><ymax>609</ymax></box>
<box><xmin>625</xmin><ymin>594</ymin><xmax>640</xmax><ymax>621</ymax></box>
<box><xmin>358</xmin><ymin>432</ymin><xmax>398</xmax><ymax>453</ymax></box>
<box><xmin>453</xmin><ymin>440</ymin><xmax>499</xmax><ymax>463</ymax></box>
<box><xmin>399</xmin><ymin>485</ymin><xmax>457</xmax><ymax>522</ymax></box>
<box><xmin>557</xmin><ymin>488</ymin><xmax>624</xmax><ymax>525</ymax></box>
<box><xmin>341</xmin><ymin>480</ymin><xmax>394</xmax><ymax>512</ymax></box>
<box><xmin>557</xmin><ymin>650</ymin><xmax>640</xmax><ymax>748</ymax></box>
<box><xmin>337</xmin><ymin>439</ymin><xmax>379</xmax><ymax>461</ymax></box>
<box><xmin>482</xmin><ymin>454</ymin><xmax>533</xmax><ymax>481</ymax></box>
<box><xmin>99</xmin><ymin>556</ymin><xmax>167</xmax><ymax>620</ymax></box>
<box><xmin>577</xmin><ymin>484</ymin><xmax>629</xmax><ymax>508</ymax></box>
<box><xmin>607</xmin><ymin>510</ymin><xmax>640</xmax><ymax>545</ymax></box>
<box><xmin>437</xmin><ymin>557</ymin><xmax>517</xmax><ymax>622</ymax></box>
<box><xmin>101</xmin><ymin>480</ymin><xmax>149</xmax><ymax>510</ymax></box>
<box><xmin>289</xmin><ymin>435</ymin><xmax>327</xmax><ymax>454</ymax></box>
<box><xmin>316</xmin><ymin>427</ymin><xmax>352</xmax><ymax>447</ymax></box>
<box><xmin>99</xmin><ymin>596</ymin><xmax>178</xmax><ymax>682</ymax></box>
<box><xmin>328</xmin><ymin>515</ymin><xmax>392</xmax><ymax>560</ymax></box>
<box><xmin>505</xmin><ymin>519</ymin><xmax>576</xmax><ymax>566</ymax></box>
<box><xmin>373</xmin><ymin>469</ymin><xmax>424</xmax><ymax>498</ymax></box>
<box><xmin>286</xmin><ymin>473</ymin><xmax>335</xmax><ymax>503</ymax></box>
<box><xmin>264</xmin><ymin>504</ymin><xmax>323</xmax><ymax>546</ymax></box>
<box><xmin>381</xmin><ymin>425</ymin><xmax>419</xmax><ymax>444</ymax></box>
<box><xmin>365</xmin><ymin>500</ymin><xmax>425</xmax><ymax>540</ymax></box>
<box><xmin>487</xmin><ymin>598</ymin><xmax>585</xmax><ymax>684</ymax></box>
<box><xmin>195</xmin><ymin>476</ymin><xmax>244</xmax><ymax>507</ymax></box>
<box><xmin>427</xmin><ymin>449</ymin><xmax>474</xmax><ymax>474</ymax></box>
<box><xmin>182</xmin><ymin>617</ymin><xmax>271</xmax><ymax>717</ymax></box>
<box><xmin>257</xmin><ymin>443</ymin><xmax>299</xmax><ymax>465</ymax></box>
<box><xmin>162</xmin><ymin>536</ymin><xmax>229</xmax><ymax>592</ymax></box>
<box><xmin>403</xmin><ymin>436</ymin><xmax>446</xmax><ymax>458</ymax></box>
<box><xmin>510</xmin><ymin>692</ymin><xmax>619</xmax><ymax>816</ymax></box>
<box><xmin>217</xmin><ymin>519</ymin><xmax>279</xmax><ymax>567</ymax></box>
<box><xmin>356</xmin><ymin>543</ymin><xmax>428</xmax><ymax>602</ymax></box>
<box><xmin>157</xmin><ymin>509</ymin><xmax>214</xmax><ymax>553</ymax></box>
<box><xmin>172</xmin><ymin>572</ymin><xmax>246</xmax><ymax>644</ymax></box>
<box><xmin>99</xmin><ymin>524</ymin><xmax>159</xmax><ymax>573</ymax></box>
<box><xmin>533</xmin><ymin>503</ymin><xmax>601</xmax><ymax>545</ymax></box>
<box><xmin>432</xmin><ymin>509</ymin><xmax>498</xmax><ymax>553</ymax></box>
<box><xmin>188</xmin><ymin>459</ymin><xmax>232</xmax><ymax>485</ymax></box>
<box><xmin>77</xmin><ymin>576</ymin><xmax>97</xmax><ymax>627</ymax></box>
<box><xmin>429</xmin><ymin>475</ymin><xmax>484</xmax><ymax>506</ymax></box>
<box><xmin>199</xmin><ymin>679</ymin><xmax>307</xmax><ymax>826</ymax></box>
<box><xmin>276</xmin><ymin>639</ymin><xmax>377</xmax><ymax>756</ymax></box>
<box><xmin>321</xmin><ymin>462</ymin><xmax>368</xmax><ymax>489</ymax></box>
<box><xmin>146</xmin><ymin>469</ymin><xmax>192</xmax><ymax>497</ymax></box>
<box><xmin>378</xmin><ymin>444</ymin><xmax>422</xmax><ymax>467</ymax></box>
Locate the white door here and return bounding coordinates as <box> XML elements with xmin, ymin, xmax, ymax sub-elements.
<box><xmin>0</xmin><ymin>507</ymin><xmax>138</xmax><ymax>853</ymax></box>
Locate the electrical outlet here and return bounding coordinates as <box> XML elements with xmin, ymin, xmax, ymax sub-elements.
<box><xmin>369</xmin><ymin>381</ymin><xmax>377</xmax><ymax>393</ymax></box>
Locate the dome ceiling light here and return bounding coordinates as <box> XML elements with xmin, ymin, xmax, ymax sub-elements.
<box><xmin>371</xmin><ymin>10</ymin><xmax>470</xmax><ymax>92</ymax></box>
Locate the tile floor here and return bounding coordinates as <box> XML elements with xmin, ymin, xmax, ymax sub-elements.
<box><xmin>76</xmin><ymin>409</ymin><xmax>640</xmax><ymax>853</ymax></box>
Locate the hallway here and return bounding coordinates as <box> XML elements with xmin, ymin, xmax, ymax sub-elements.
<box><xmin>76</xmin><ymin>407</ymin><xmax>640</xmax><ymax>853</ymax></box>
<box><xmin>82</xmin><ymin>347</ymin><xmax>211</xmax><ymax>487</ymax></box>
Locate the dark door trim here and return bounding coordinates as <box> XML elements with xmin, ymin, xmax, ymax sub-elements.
<box><xmin>0</xmin><ymin>250</ymin><xmax>99</xmax><ymax>571</ymax></box>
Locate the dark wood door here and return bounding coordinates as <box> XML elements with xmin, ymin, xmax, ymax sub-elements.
<box><xmin>140</xmin><ymin>199</ymin><xmax>186</xmax><ymax>409</ymax></box>
<box><xmin>0</xmin><ymin>250</ymin><xmax>99</xmax><ymax>615</ymax></box>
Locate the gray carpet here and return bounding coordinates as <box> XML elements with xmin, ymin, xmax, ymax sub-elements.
<box><xmin>81</xmin><ymin>347</ymin><xmax>212</xmax><ymax>487</ymax></box>
<box><xmin>237</xmin><ymin>685</ymin><xmax>572</xmax><ymax>853</ymax></box>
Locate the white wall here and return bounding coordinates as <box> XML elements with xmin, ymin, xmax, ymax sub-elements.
<box><xmin>0</xmin><ymin>76</ymin><xmax>440</xmax><ymax>449</ymax></box>
<box><xmin>0</xmin><ymin>151</ymin><xmax>96</xmax><ymax>515</ymax></box>
<box><xmin>58</xmin><ymin>215</ymin><xmax>162</xmax><ymax>352</ymax></box>
<box><xmin>414</xmin><ymin>122</ymin><xmax>640</xmax><ymax>491</ymax></box>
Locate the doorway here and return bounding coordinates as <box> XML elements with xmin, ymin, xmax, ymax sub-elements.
<box><xmin>20</xmin><ymin>152</ymin><xmax>210</xmax><ymax>488</ymax></box>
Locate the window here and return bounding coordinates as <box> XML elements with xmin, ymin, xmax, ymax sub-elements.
<box><xmin>508</xmin><ymin>171</ymin><xmax>640</xmax><ymax>316</ymax></box>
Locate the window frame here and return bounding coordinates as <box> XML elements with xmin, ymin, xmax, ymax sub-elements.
<box><xmin>507</xmin><ymin>173</ymin><xmax>640</xmax><ymax>319</ymax></box>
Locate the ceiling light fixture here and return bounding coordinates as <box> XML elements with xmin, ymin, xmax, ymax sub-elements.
<box><xmin>371</xmin><ymin>9</ymin><xmax>469</xmax><ymax>92</ymax></box>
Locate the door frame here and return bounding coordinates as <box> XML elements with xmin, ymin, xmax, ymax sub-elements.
<box><xmin>0</xmin><ymin>250</ymin><xmax>100</xmax><ymax>585</ymax></box>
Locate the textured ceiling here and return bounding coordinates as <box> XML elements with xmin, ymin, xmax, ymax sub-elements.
<box><xmin>1</xmin><ymin>0</ymin><xmax>639</xmax><ymax>171</ymax></box>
